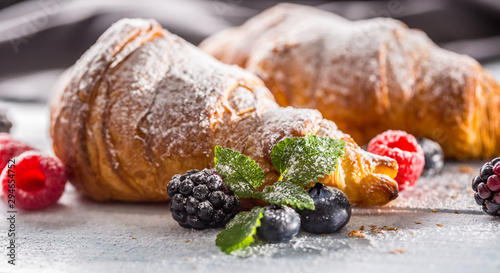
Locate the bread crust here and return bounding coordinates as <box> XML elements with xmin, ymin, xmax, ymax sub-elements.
<box><xmin>200</xmin><ymin>3</ymin><xmax>500</xmax><ymax>160</ymax></box>
<box><xmin>50</xmin><ymin>18</ymin><xmax>398</xmax><ymax>206</ymax></box>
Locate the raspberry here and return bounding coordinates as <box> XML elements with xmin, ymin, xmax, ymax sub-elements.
<box><xmin>167</xmin><ymin>169</ymin><xmax>240</xmax><ymax>229</ymax></box>
<box><xmin>368</xmin><ymin>130</ymin><xmax>425</xmax><ymax>191</ymax></box>
<box><xmin>1</xmin><ymin>151</ymin><xmax>67</xmax><ymax>210</ymax></box>
<box><xmin>472</xmin><ymin>158</ymin><xmax>500</xmax><ymax>217</ymax></box>
<box><xmin>0</xmin><ymin>133</ymin><xmax>34</xmax><ymax>171</ymax></box>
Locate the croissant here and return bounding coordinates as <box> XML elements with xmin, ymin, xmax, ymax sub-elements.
<box><xmin>49</xmin><ymin>18</ymin><xmax>398</xmax><ymax>207</ymax></box>
<box><xmin>200</xmin><ymin>3</ymin><xmax>500</xmax><ymax>160</ymax></box>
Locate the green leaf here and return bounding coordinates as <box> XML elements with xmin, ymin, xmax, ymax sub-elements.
<box><xmin>214</xmin><ymin>146</ymin><xmax>265</xmax><ymax>198</ymax></box>
<box><xmin>253</xmin><ymin>181</ymin><xmax>315</xmax><ymax>210</ymax></box>
<box><xmin>271</xmin><ymin>135</ymin><xmax>346</xmax><ymax>186</ymax></box>
<box><xmin>216</xmin><ymin>207</ymin><xmax>264</xmax><ymax>253</ymax></box>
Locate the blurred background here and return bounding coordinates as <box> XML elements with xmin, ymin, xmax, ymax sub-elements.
<box><xmin>1</xmin><ymin>0</ymin><xmax>500</xmax><ymax>103</ymax></box>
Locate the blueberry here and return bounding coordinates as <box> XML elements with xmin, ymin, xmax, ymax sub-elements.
<box><xmin>296</xmin><ymin>183</ymin><xmax>351</xmax><ymax>234</ymax></box>
<box><xmin>417</xmin><ymin>138</ymin><xmax>444</xmax><ymax>176</ymax></box>
<box><xmin>256</xmin><ymin>205</ymin><xmax>300</xmax><ymax>243</ymax></box>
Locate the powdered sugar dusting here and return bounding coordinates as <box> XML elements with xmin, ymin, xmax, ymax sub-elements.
<box><xmin>201</xmin><ymin>3</ymin><xmax>500</xmax><ymax>159</ymax></box>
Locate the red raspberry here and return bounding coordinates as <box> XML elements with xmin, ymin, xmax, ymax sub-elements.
<box><xmin>368</xmin><ymin>130</ymin><xmax>425</xmax><ymax>191</ymax></box>
<box><xmin>0</xmin><ymin>133</ymin><xmax>34</xmax><ymax>171</ymax></box>
<box><xmin>1</xmin><ymin>151</ymin><xmax>67</xmax><ymax>210</ymax></box>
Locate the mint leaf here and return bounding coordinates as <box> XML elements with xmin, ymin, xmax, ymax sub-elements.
<box><xmin>214</xmin><ymin>146</ymin><xmax>265</xmax><ymax>198</ymax></box>
<box><xmin>271</xmin><ymin>135</ymin><xmax>346</xmax><ymax>186</ymax></box>
<box><xmin>253</xmin><ymin>180</ymin><xmax>315</xmax><ymax>210</ymax></box>
<box><xmin>216</xmin><ymin>207</ymin><xmax>264</xmax><ymax>253</ymax></box>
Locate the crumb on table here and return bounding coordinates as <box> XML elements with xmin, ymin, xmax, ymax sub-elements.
<box><xmin>348</xmin><ymin>230</ymin><xmax>365</xmax><ymax>238</ymax></box>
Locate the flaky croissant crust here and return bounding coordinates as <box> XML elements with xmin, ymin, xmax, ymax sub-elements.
<box><xmin>50</xmin><ymin>18</ymin><xmax>398</xmax><ymax>206</ymax></box>
<box><xmin>200</xmin><ymin>3</ymin><xmax>500</xmax><ymax>160</ymax></box>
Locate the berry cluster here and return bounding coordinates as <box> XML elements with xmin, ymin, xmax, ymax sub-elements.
<box><xmin>472</xmin><ymin>158</ymin><xmax>500</xmax><ymax>217</ymax></box>
<box><xmin>167</xmin><ymin>169</ymin><xmax>240</xmax><ymax>230</ymax></box>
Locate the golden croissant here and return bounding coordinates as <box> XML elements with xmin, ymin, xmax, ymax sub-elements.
<box><xmin>50</xmin><ymin>18</ymin><xmax>398</xmax><ymax>207</ymax></box>
<box><xmin>200</xmin><ymin>3</ymin><xmax>500</xmax><ymax>160</ymax></box>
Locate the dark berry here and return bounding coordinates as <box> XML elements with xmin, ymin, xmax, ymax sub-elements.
<box><xmin>297</xmin><ymin>183</ymin><xmax>351</xmax><ymax>234</ymax></box>
<box><xmin>193</xmin><ymin>184</ymin><xmax>209</xmax><ymax>200</ymax></box>
<box><xmin>417</xmin><ymin>138</ymin><xmax>444</xmax><ymax>176</ymax></box>
<box><xmin>492</xmin><ymin>157</ymin><xmax>500</xmax><ymax>166</ymax></box>
<box><xmin>166</xmin><ymin>168</ymin><xmax>240</xmax><ymax>229</ymax></box>
<box><xmin>167</xmin><ymin>178</ymin><xmax>180</xmax><ymax>197</ymax></box>
<box><xmin>471</xmin><ymin>176</ymin><xmax>483</xmax><ymax>192</ymax></box>
<box><xmin>211</xmin><ymin>209</ymin><xmax>225</xmax><ymax>224</ymax></box>
<box><xmin>171</xmin><ymin>193</ymin><xmax>186</xmax><ymax>211</ymax></box>
<box><xmin>474</xmin><ymin>193</ymin><xmax>484</xmax><ymax>205</ymax></box>
<box><xmin>187</xmin><ymin>215</ymin><xmax>207</xmax><ymax>230</ymax></box>
<box><xmin>171</xmin><ymin>208</ymin><xmax>187</xmax><ymax>223</ymax></box>
<box><xmin>256</xmin><ymin>205</ymin><xmax>300</xmax><ymax>243</ymax></box>
<box><xmin>484</xmin><ymin>201</ymin><xmax>500</xmax><ymax>216</ymax></box>
<box><xmin>186</xmin><ymin>196</ymin><xmax>199</xmax><ymax>215</ymax></box>
<box><xmin>208</xmin><ymin>191</ymin><xmax>225</xmax><ymax>209</ymax></box>
<box><xmin>223</xmin><ymin>195</ymin><xmax>238</xmax><ymax>213</ymax></box>
<box><xmin>1</xmin><ymin>151</ymin><xmax>67</xmax><ymax>210</ymax></box>
<box><xmin>480</xmin><ymin>164</ymin><xmax>494</xmax><ymax>180</ymax></box>
<box><xmin>472</xmin><ymin>160</ymin><xmax>500</xmax><ymax>217</ymax></box>
<box><xmin>368</xmin><ymin>130</ymin><xmax>424</xmax><ymax>191</ymax></box>
<box><xmin>207</xmin><ymin>175</ymin><xmax>223</xmax><ymax>191</ymax></box>
<box><xmin>477</xmin><ymin>183</ymin><xmax>492</xmax><ymax>199</ymax></box>
<box><xmin>191</xmin><ymin>172</ymin><xmax>207</xmax><ymax>185</ymax></box>
<box><xmin>179</xmin><ymin>179</ymin><xmax>194</xmax><ymax>195</ymax></box>
<box><xmin>198</xmin><ymin>201</ymin><xmax>214</xmax><ymax>221</ymax></box>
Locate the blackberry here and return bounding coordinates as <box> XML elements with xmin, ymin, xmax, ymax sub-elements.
<box><xmin>472</xmin><ymin>158</ymin><xmax>500</xmax><ymax>217</ymax></box>
<box><xmin>167</xmin><ymin>169</ymin><xmax>239</xmax><ymax>229</ymax></box>
<box><xmin>417</xmin><ymin>138</ymin><xmax>444</xmax><ymax>176</ymax></box>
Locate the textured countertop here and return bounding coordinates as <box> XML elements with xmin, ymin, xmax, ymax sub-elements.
<box><xmin>1</xmin><ymin>61</ymin><xmax>500</xmax><ymax>273</ymax></box>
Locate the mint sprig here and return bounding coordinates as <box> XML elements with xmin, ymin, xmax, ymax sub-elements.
<box><xmin>253</xmin><ymin>180</ymin><xmax>315</xmax><ymax>210</ymax></box>
<box><xmin>215</xmin><ymin>207</ymin><xmax>264</xmax><ymax>253</ymax></box>
<box><xmin>271</xmin><ymin>135</ymin><xmax>346</xmax><ymax>186</ymax></box>
<box><xmin>214</xmin><ymin>135</ymin><xmax>346</xmax><ymax>254</ymax></box>
<box><xmin>214</xmin><ymin>146</ymin><xmax>264</xmax><ymax>198</ymax></box>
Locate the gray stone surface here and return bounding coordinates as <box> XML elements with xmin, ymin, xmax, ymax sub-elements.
<box><xmin>2</xmin><ymin>62</ymin><xmax>500</xmax><ymax>272</ymax></box>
